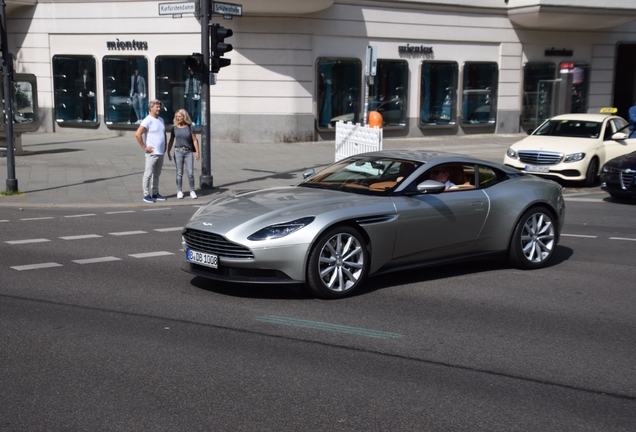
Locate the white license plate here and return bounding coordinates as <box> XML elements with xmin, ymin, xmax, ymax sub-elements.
<box><xmin>187</xmin><ymin>249</ymin><xmax>218</xmax><ymax>268</ymax></box>
<box><xmin>525</xmin><ymin>165</ymin><xmax>550</xmax><ymax>173</ymax></box>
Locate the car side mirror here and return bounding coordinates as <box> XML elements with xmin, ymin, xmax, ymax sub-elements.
<box><xmin>611</xmin><ymin>132</ymin><xmax>628</xmax><ymax>141</ymax></box>
<box><xmin>416</xmin><ymin>179</ymin><xmax>446</xmax><ymax>194</ymax></box>
<box><xmin>526</xmin><ymin>129</ymin><xmax>534</xmax><ymax>135</ymax></box>
<box><xmin>302</xmin><ymin>169</ymin><xmax>315</xmax><ymax>179</ymax></box>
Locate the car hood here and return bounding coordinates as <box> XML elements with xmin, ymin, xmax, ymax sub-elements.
<box><xmin>186</xmin><ymin>186</ymin><xmax>393</xmax><ymax>239</ymax></box>
<box><xmin>605</xmin><ymin>150</ymin><xmax>636</xmax><ymax>169</ymax></box>
<box><xmin>510</xmin><ymin>135</ymin><xmax>597</xmax><ymax>153</ymax></box>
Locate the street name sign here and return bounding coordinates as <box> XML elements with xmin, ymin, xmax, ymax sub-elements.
<box><xmin>212</xmin><ymin>1</ymin><xmax>243</xmax><ymax>18</ymax></box>
<box><xmin>158</xmin><ymin>2</ymin><xmax>196</xmax><ymax>16</ymax></box>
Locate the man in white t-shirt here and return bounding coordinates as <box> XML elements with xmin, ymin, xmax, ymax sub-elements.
<box><xmin>430</xmin><ymin>167</ymin><xmax>457</xmax><ymax>190</ymax></box>
<box><xmin>135</xmin><ymin>99</ymin><xmax>167</xmax><ymax>203</ymax></box>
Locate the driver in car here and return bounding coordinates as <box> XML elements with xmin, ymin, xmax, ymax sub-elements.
<box><xmin>429</xmin><ymin>167</ymin><xmax>456</xmax><ymax>190</ymax></box>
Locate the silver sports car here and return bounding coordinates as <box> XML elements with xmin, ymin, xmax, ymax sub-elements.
<box><xmin>181</xmin><ymin>151</ymin><xmax>565</xmax><ymax>299</ymax></box>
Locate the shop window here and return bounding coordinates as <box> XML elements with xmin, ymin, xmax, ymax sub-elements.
<box><xmin>370</xmin><ymin>60</ymin><xmax>408</xmax><ymax>128</ymax></box>
<box><xmin>419</xmin><ymin>61</ymin><xmax>458</xmax><ymax>127</ymax></box>
<box><xmin>155</xmin><ymin>56</ymin><xmax>202</xmax><ymax>127</ymax></box>
<box><xmin>0</xmin><ymin>73</ymin><xmax>39</xmax><ymax>133</ymax></box>
<box><xmin>103</xmin><ymin>56</ymin><xmax>148</xmax><ymax>126</ymax></box>
<box><xmin>571</xmin><ymin>64</ymin><xmax>589</xmax><ymax>114</ymax></box>
<box><xmin>522</xmin><ymin>62</ymin><xmax>556</xmax><ymax>126</ymax></box>
<box><xmin>461</xmin><ymin>62</ymin><xmax>498</xmax><ymax>125</ymax></box>
<box><xmin>53</xmin><ymin>55</ymin><xmax>98</xmax><ymax>125</ymax></box>
<box><xmin>317</xmin><ymin>58</ymin><xmax>361</xmax><ymax>131</ymax></box>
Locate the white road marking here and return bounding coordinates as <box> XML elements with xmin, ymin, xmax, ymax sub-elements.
<box><xmin>609</xmin><ymin>237</ymin><xmax>636</xmax><ymax>242</ymax></box>
<box><xmin>105</xmin><ymin>210</ymin><xmax>135</xmax><ymax>214</ymax></box>
<box><xmin>60</xmin><ymin>234</ymin><xmax>103</xmax><ymax>240</ymax></box>
<box><xmin>11</xmin><ymin>262</ymin><xmax>63</xmax><ymax>271</ymax></box>
<box><xmin>6</xmin><ymin>238</ymin><xmax>50</xmax><ymax>245</ymax></box>
<box><xmin>64</xmin><ymin>213</ymin><xmax>97</xmax><ymax>218</ymax></box>
<box><xmin>20</xmin><ymin>217</ymin><xmax>54</xmax><ymax>221</ymax></box>
<box><xmin>154</xmin><ymin>227</ymin><xmax>183</xmax><ymax>232</ymax></box>
<box><xmin>0</xmin><ymin>220</ymin><xmax>8</xmax><ymax>223</ymax></box>
<box><xmin>72</xmin><ymin>256</ymin><xmax>122</xmax><ymax>264</ymax></box>
<box><xmin>109</xmin><ymin>231</ymin><xmax>147</xmax><ymax>236</ymax></box>
<box><xmin>563</xmin><ymin>198</ymin><xmax>607</xmax><ymax>202</ymax></box>
<box><xmin>142</xmin><ymin>208</ymin><xmax>170</xmax><ymax>212</ymax></box>
<box><xmin>129</xmin><ymin>251</ymin><xmax>174</xmax><ymax>258</ymax></box>
<box><xmin>561</xmin><ymin>234</ymin><xmax>598</xmax><ymax>238</ymax></box>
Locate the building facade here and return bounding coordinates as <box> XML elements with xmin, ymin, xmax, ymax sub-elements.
<box><xmin>4</xmin><ymin>0</ymin><xmax>636</xmax><ymax>142</ymax></box>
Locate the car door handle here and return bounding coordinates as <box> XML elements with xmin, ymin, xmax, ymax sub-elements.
<box><xmin>470</xmin><ymin>201</ymin><xmax>483</xmax><ymax>206</ymax></box>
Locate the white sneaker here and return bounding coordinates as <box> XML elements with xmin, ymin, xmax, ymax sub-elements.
<box><xmin>190</xmin><ymin>191</ymin><xmax>197</xmax><ymax>199</ymax></box>
<box><xmin>177</xmin><ymin>191</ymin><xmax>184</xmax><ymax>199</ymax></box>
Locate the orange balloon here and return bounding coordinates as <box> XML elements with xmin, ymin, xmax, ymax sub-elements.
<box><xmin>368</xmin><ymin>111</ymin><xmax>383</xmax><ymax>128</ymax></box>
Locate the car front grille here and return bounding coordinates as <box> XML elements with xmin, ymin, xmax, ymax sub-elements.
<box><xmin>518</xmin><ymin>151</ymin><xmax>564</xmax><ymax>165</ymax></box>
<box><xmin>620</xmin><ymin>170</ymin><xmax>636</xmax><ymax>189</ymax></box>
<box><xmin>183</xmin><ymin>228</ymin><xmax>254</xmax><ymax>259</ymax></box>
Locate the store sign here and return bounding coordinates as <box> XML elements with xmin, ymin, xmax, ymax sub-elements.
<box><xmin>398</xmin><ymin>44</ymin><xmax>433</xmax><ymax>54</ymax></box>
<box><xmin>545</xmin><ymin>47</ymin><xmax>573</xmax><ymax>57</ymax></box>
<box><xmin>106</xmin><ymin>39</ymin><xmax>149</xmax><ymax>51</ymax></box>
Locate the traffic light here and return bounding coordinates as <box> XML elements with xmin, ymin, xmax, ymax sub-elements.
<box><xmin>185</xmin><ymin>53</ymin><xmax>204</xmax><ymax>72</ymax></box>
<box><xmin>210</xmin><ymin>23</ymin><xmax>233</xmax><ymax>73</ymax></box>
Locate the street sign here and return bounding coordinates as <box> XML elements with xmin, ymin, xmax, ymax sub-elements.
<box><xmin>212</xmin><ymin>2</ymin><xmax>242</xmax><ymax>17</ymax></box>
<box><xmin>158</xmin><ymin>1</ymin><xmax>196</xmax><ymax>15</ymax></box>
<box><xmin>365</xmin><ymin>46</ymin><xmax>377</xmax><ymax>77</ymax></box>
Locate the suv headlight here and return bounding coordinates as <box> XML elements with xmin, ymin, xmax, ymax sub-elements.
<box><xmin>563</xmin><ymin>152</ymin><xmax>585</xmax><ymax>163</ymax></box>
<box><xmin>248</xmin><ymin>217</ymin><xmax>315</xmax><ymax>241</ymax></box>
<box><xmin>506</xmin><ymin>148</ymin><xmax>518</xmax><ymax>159</ymax></box>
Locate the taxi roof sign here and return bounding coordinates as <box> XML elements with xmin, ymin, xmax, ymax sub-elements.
<box><xmin>599</xmin><ymin>107</ymin><xmax>618</xmax><ymax>114</ymax></box>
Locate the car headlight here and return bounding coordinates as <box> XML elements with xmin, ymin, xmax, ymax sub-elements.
<box><xmin>563</xmin><ymin>152</ymin><xmax>585</xmax><ymax>163</ymax></box>
<box><xmin>506</xmin><ymin>148</ymin><xmax>518</xmax><ymax>159</ymax></box>
<box><xmin>247</xmin><ymin>217</ymin><xmax>315</xmax><ymax>241</ymax></box>
<box><xmin>602</xmin><ymin>165</ymin><xmax>609</xmax><ymax>173</ymax></box>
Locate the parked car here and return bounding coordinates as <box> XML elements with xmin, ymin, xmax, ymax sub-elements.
<box><xmin>600</xmin><ymin>151</ymin><xmax>636</xmax><ymax>200</ymax></box>
<box><xmin>503</xmin><ymin>112</ymin><xmax>636</xmax><ymax>186</ymax></box>
<box><xmin>181</xmin><ymin>151</ymin><xmax>565</xmax><ymax>299</ymax></box>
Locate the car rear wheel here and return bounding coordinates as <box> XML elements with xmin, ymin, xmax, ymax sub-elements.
<box><xmin>307</xmin><ymin>226</ymin><xmax>368</xmax><ymax>299</ymax></box>
<box><xmin>584</xmin><ymin>157</ymin><xmax>599</xmax><ymax>186</ymax></box>
<box><xmin>509</xmin><ymin>207</ymin><xmax>556</xmax><ymax>270</ymax></box>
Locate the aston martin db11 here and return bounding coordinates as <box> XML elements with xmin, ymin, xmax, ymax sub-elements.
<box><xmin>181</xmin><ymin>151</ymin><xmax>565</xmax><ymax>298</ymax></box>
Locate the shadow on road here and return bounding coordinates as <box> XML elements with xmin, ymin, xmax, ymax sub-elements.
<box><xmin>187</xmin><ymin>246</ymin><xmax>574</xmax><ymax>300</ymax></box>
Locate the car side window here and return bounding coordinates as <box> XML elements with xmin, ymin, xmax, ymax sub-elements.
<box><xmin>477</xmin><ymin>165</ymin><xmax>506</xmax><ymax>188</ymax></box>
<box><xmin>611</xmin><ymin>118</ymin><xmax>627</xmax><ymax>136</ymax></box>
<box><xmin>408</xmin><ymin>163</ymin><xmax>477</xmax><ymax>192</ymax></box>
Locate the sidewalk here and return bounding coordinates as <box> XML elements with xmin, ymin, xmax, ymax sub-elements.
<box><xmin>0</xmin><ymin>132</ymin><xmax>539</xmax><ymax>208</ymax></box>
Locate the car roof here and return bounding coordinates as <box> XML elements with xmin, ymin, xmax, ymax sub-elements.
<box><xmin>359</xmin><ymin>150</ymin><xmax>519</xmax><ymax>173</ymax></box>
<box><xmin>547</xmin><ymin>113</ymin><xmax>616</xmax><ymax>122</ymax></box>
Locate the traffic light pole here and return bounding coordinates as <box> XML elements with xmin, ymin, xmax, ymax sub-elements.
<box><xmin>199</xmin><ymin>0</ymin><xmax>213</xmax><ymax>189</ymax></box>
<box><xmin>1</xmin><ymin>0</ymin><xmax>17</xmax><ymax>192</ymax></box>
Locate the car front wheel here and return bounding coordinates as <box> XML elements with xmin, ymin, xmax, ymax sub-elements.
<box><xmin>584</xmin><ymin>157</ymin><xmax>599</xmax><ymax>186</ymax></box>
<box><xmin>307</xmin><ymin>226</ymin><xmax>368</xmax><ymax>299</ymax></box>
<box><xmin>509</xmin><ymin>207</ymin><xmax>556</xmax><ymax>270</ymax></box>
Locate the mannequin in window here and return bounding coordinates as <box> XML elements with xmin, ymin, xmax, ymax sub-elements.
<box><xmin>77</xmin><ymin>68</ymin><xmax>95</xmax><ymax>121</ymax></box>
<box><xmin>184</xmin><ymin>67</ymin><xmax>201</xmax><ymax>124</ymax></box>
<box><xmin>130</xmin><ymin>69</ymin><xmax>147</xmax><ymax>124</ymax></box>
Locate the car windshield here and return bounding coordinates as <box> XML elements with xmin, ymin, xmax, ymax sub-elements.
<box><xmin>300</xmin><ymin>156</ymin><xmax>421</xmax><ymax>195</ymax></box>
<box><xmin>534</xmin><ymin>120</ymin><xmax>601</xmax><ymax>138</ymax></box>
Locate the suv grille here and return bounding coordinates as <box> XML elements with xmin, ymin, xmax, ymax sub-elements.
<box><xmin>620</xmin><ymin>170</ymin><xmax>635</xmax><ymax>189</ymax></box>
<box><xmin>183</xmin><ymin>228</ymin><xmax>254</xmax><ymax>259</ymax></box>
<box><xmin>518</xmin><ymin>151</ymin><xmax>564</xmax><ymax>165</ymax></box>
